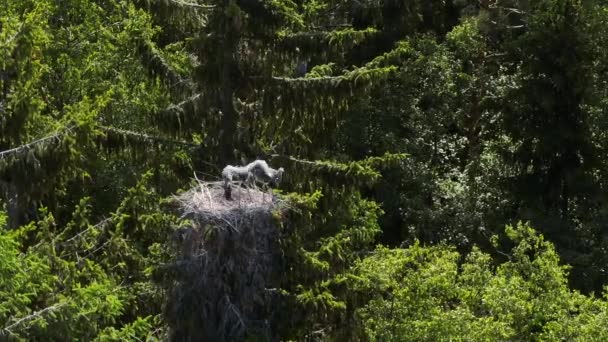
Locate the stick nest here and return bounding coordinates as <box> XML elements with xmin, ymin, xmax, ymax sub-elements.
<box><xmin>165</xmin><ymin>181</ymin><xmax>288</xmax><ymax>341</ymax></box>
<box><xmin>176</xmin><ymin>181</ymin><xmax>285</xmax><ymax>228</ymax></box>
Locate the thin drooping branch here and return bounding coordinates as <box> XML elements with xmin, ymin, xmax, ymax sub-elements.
<box><xmin>170</xmin><ymin>0</ymin><xmax>215</xmax><ymax>9</ymax></box>
<box><xmin>0</xmin><ymin>127</ymin><xmax>71</xmax><ymax>159</ymax></box>
<box><xmin>0</xmin><ymin>128</ymin><xmax>71</xmax><ymax>160</ymax></box>
<box><xmin>137</xmin><ymin>39</ymin><xmax>194</xmax><ymax>92</ymax></box>
<box><xmin>153</xmin><ymin>93</ymin><xmax>209</xmax><ymax>134</ymax></box>
<box><xmin>61</xmin><ymin>217</ymin><xmax>113</xmax><ymax>245</ymax></box>
<box><xmin>269</xmin><ymin>154</ymin><xmax>317</xmax><ymax>165</ymax></box>
<box><xmin>79</xmin><ymin>239</ymin><xmax>113</xmax><ymax>261</ymax></box>
<box><xmin>3</xmin><ymin>303</ymin><xmax>68</xmax><ymax>334</ymax></box>
<box><xmin>100</xmin><ymin>126</ymin><xmax>199</xmax><ymax>148</ymax></box>
<box><xmin>28</xmin><ymin>217</ymin><xmax>113</xmax><ymax>252</ymax></box>
<box><xmin>0</xmin><ymin>124</ymin><xmax>198</xmax><ymax>172</ymax></box>
<box><xmin>491</xmin><ymin>6</ymin><xmax>528</xmax><ymax>15</ymax></box>
<box><xmin>248</xmin><ymin>67</ymin><xmax>394</xmax><ymax>84</ymax></box>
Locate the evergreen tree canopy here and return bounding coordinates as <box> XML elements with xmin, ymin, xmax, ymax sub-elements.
<box><xmin>3</xmin><ymin>0</ymin><xmax>608</xmax><ymax>340</ymax></box>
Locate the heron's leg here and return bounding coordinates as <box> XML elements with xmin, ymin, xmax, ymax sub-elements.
<box><xmin>246</xmin><ymin>173</ymin><xmax>255</xmax><ymax>189</ymax></box>
<box><xmin>247</xmin><ymin>184</ymin><xmax>254</xmax><ymax>201</ymax></box>
<box><xmin>243</xmin><ymin>174</ymin><xmax>254</xmax><ymax>200</ymax></box>
<box><xmin>223</xmin><ymin>178</ymin><xmax>233</xmax><ymax>200</ymax></box>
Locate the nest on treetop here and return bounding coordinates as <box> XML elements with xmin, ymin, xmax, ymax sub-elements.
<box><xmin>165</xmin><ymin>180</ymin><xmax>288</xmax><ymax>341</ymax></box>
<box><xmin>176</xmin><ymin>181</ymin><xmax>284</xmax><ymax>232</ymax></box>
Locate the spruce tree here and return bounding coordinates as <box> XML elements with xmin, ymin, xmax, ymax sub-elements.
<box><xmin>135</xmin><ymin>0</ymin><xmax>414</xmax><ymax>339</ymax></box>
<box><xmin>497</xmin><ymin>0</ymin><xmax>608</xmax><ymax>291</ymax></box>
<box><xmin>1</xmin><ymin>0</ymin><xmax>191</xmax><ymax>339</ymax></box>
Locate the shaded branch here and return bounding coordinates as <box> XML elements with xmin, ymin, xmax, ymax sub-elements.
<box><xmin>277</xmin><ymin>28</ymin><xmax>379</xmax><ymax>55</ymax></box>
<box><xmin>250</xmin><ymin>66</ymin><xmax>395</xmax><ymax>84</ymax></box>
<box><xmin>0</xmin><ymin>128</ymin><xmax>72</xmax><ymax>160</ymax></box>
<box><xmin>99</xmin><ymin>126</ymin><xmax>198</xmax><ymax>148</ymax></box>
<box><xmin>268</xmin><ymin>153</ymin><xmax>406</xmax><ymax>187</ymax></box>
<box><xmin>169</xmin><ymin>0</ymin><xmax>215</xmax><ymax>8</ymax></box>
<box><xmin>152</xmin><ymin>93</ymin><xmax>210</xmax><ymax>134</ymax></box>
<box><xmin>136</xmin><ymin>39</ymin><xmax>194</xmax><ymax>93</ymax></box>
<box><xmin>61</xmin><ymin>217</ymin><xmax>113</xmax><ymax>245</ymax></box>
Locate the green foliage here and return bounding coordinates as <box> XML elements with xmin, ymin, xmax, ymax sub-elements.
<box><xmin>351</xmin><ymin>223</ymin><xmax>608</xmax><ymax>341</ymax></box>
<box><xmin>276</xmin><ymin>190</ymin><xmax>384</xmax><ymax>338</ymax></box>
<box><xmin>278</xmin><ymin>28</ymin><xmax>380</xmax><ymax>60</ymax></box>
<box><xmin>4</xmin><ymin>0</ymin><xmax>608</xmax><ymax>340</ymax></box>
<box><xmin>0</xmin><ymin>173</ymin><xmax>180</xmax><ymax>340</ymax></box>
<box><xmin>0</xmin><ymin>0</ymin><xmax>53</xmax><ymax>146</ymax></box>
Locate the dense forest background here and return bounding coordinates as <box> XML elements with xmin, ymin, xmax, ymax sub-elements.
<box><xmin>3</xmin><ymin>0</ymin><xmax>608</xmax><ymax>340</ymax></box>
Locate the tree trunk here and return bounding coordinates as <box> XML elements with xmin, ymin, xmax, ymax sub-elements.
<box><xmin>218</xmin><ymin>11</ymin><xmax>240</xmax><ymax>165</ymax></box>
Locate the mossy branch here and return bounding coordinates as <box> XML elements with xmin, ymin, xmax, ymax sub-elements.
<box><xmin>152</xmin><ymin>93</ymin><xmax>210</xmax><ymax>135</ymax></box>
<box><xmin>0</xmin><ymin>128</ymin><xmax>71</xmax><ymax>161</ymax></box>
<box><xmin>99</xmin><ymin>126</ymin><xmax>198</xmax><ymax>150</ymax></box>
<box><xmin>277</xmin><ymin>28</ymin><xmax>380</xmax><ymax>56</ymax></box>
<box><xmin>136</xmin><ymin>39</ymin><xmax>194</xmax><ymax>93</ymax></box>
<box><xmin>270</xmin><ymin>153</ymin><xmax>406</xmax><ymax>188</ymax></box>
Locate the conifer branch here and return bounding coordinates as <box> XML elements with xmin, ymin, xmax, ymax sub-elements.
<box><xmin>2</xmin><ymin>22</ymin><xmax>24</xmax><ymax>46</ymax></box>
<box><xmin>0</xmin><ymin>128</ymin><xmax>71</xmax><ymax>160</ymax></box>
<box><xmin>28</xmin><ymin>218</ymin><xmax>114</xmax><ymax>252</ymax></box>
<box><xmin>99</xmin><ymin>126</ymin><xmax>198</xmax><ymax>148</ymax></box>
<box><xmin>269</xmin><ymin>153</ymin><xmax>405</xmax><ymax>185</ymax></box>
<box><xmin>3</xmin><ymin>303</ymin><xmax>68</xmax><ymax>333</ymax></box>
<box><xmin>79</xmin><ymin>240</ymin><xmax>113</xmax><ymax>260</ymax></box>
<box><xmin>62</xmin><ymin>218</ymin><xmax>113</xmax><ymax>245</ymax></box>
<box><xmin>269</xmin><ymin>75</ymin><xmax>343</xmax><ymax>82</ymax></box>
<box><xmin>135</xmin><ymin>0</ymin><xmax>213</xmax><ymax>11</ymax></box>
<box><xmin>491</xmin><ymin>6</ymin><xmax>527</xmax><ymax>15</ymax></box>
<box><xmin>278</xmin><ymin>28</ymin><xmax>379</xmax><ymax>53</ymax></box>
<box><xmin>311</xmin><ymin>24</ymin><xmax>352</xmax><ymax>30</ymax></box>
<box><xmin>153</xmin><ymin>93</ymin><xmax>208</xmax><ymax>133</ymax></box>
<box><xmin>169</xmin><ymin>0</ymin><xmax>215</xmax><ymax>8</ymax></box>
<box><xmin>137</xmin><ymin>39</ymin><xmax>193</xmax><ymax>92</ymax></box>
<box><xmin>259</xmin><ymin>67</ymin><xmax>395</xmax><ymax>84</ymax></box>
<box><xmin>269</xmin><ymin>154</ymin><xmax>317</xmax><ymax>165</ymax></box>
